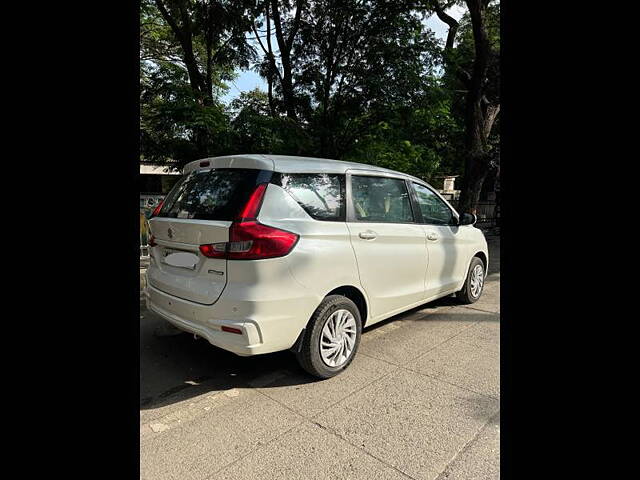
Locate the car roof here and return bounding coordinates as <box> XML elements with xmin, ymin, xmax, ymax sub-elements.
<box><xmin>183</xmin><ymin>154</ymin><xmax>427</xmax><ymax>184</ymax></box>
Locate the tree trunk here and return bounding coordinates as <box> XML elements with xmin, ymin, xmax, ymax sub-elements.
<box><xmin>252</xmin><ymin>3</ymin><xmax>279</xmax><ymax>117</ymax></box>
<box><xmin>154</xmin><ymin>0</ymin><xmax>208</xmax><ymax>104</ymax></box>
<box><xmin>458</xmin><ymin>153</ymin><xmax>489</xmax><ymax>215</ymax></box>
<box><xmin>270</xmin><ymin>0</ymin><xmax>301</xmax><ymax>121</ymax></box>
<box><xmin>265</xmin><ymin>8</ymin><xmax>276</xmax><ymax>117</ymax></box>
<box><xmin>456</xmin><ymin>0</ymin><xmax>499</xmax><ymax>215</ymax></box>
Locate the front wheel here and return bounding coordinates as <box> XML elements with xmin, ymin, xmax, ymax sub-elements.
<box><xmin>457</xmin><ymin>257</ymin><xmax>486</xmax><ymax>304</ymax></box>
<box><xmin>295</xmin><ymin>295</ymin><xmax>362</xmax><ymax>379</ymax></box>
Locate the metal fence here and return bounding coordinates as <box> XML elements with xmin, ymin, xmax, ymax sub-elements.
<box><xmin>448</xmin><ymin>200</ymin><xmax>499</xmax><ymax>230</ymax></box>
<box><xmin>474</xmin><ymin>201</ymin><xmax>499</xmax><ymax>227</ymax></box>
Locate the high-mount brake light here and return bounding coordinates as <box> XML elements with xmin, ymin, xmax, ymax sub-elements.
<box><xmin>198</xmin><ymin>183</ymin><xmax>299</xmax><ymax>260</ymax></box>
<box><xmin>200</xmin><ymin>160</ymin><xmax>210</xmax><ymax>167</ymax></box>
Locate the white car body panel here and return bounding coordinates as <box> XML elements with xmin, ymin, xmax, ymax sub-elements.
<box><xmin>346</xmin><ymin>221</ymin><xmax>428</xmax><ymax>322</ymax></box>
<box><xmin>145</xmin><ymin>154</ymin><xmax>489</xmax><ymax>356</ymax></box>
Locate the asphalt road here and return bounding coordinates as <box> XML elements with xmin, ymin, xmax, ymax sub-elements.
<box><xmin>140</xmin><ymin>236</ymin><xmax>500</xmax><ymax>480</ymax></box>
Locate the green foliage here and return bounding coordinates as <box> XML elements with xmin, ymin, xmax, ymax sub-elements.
<box><xmin>343</xmin><ymin>94</ymin><xmax>461</xmax><ymax>182</ymax></box>
<box><xmin>140</xmin><ymin>0</ymin><xmax>258</xmax><ymax>167</ymax></box>
<box><xmin>141</xmin><ymin>61</ymin><xmax>232</xmax><ymax>163</ymax></box>
<box><xmin>140</xmin><ymin>0</ymin><xmax>500</xmax><ymax>186</ymax></box>
<box><xmin>228</xmin><ymin>89</ymin><xmax>311</xmax><ymax>154</ymax></box>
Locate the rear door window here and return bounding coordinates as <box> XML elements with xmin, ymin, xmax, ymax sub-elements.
<box><xmin>157</xmin><ymin>168</ymin><xmax>269</xmax><ymax>221</ymax></box>
<box><xmin>277</xmin><ymin>173</ymin><xmax>345</xmax><ymax>221</ymax></box>
<box><xmin>351</xmin><ymin>175</ymin><xmax>414</xmax><ymax>223</ymax></box>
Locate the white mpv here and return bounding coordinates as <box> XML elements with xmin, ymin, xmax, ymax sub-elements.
<box><xmin>144</xmin><ymin>155</ymin><xmax>488</xmax><ymax>378</ymax></box>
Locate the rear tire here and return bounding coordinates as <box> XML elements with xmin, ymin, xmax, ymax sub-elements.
<box><xmin>457</xmin><ymin>257</ymin><xmax>485</xmax><ymax>304</ymax></box>
<box><xmin>295</xmin><ymin>295</ymin><xmax>362</xmax><ymax>379</ymax></box>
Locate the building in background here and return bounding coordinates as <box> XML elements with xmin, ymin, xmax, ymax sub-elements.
<box><xmin>437</xmin><ymin>174</ymin><xmax>499</xmax><ymax>231</ymax></box>
<box><xmin>140</xmin><ymin>162</ymin><xmax>181</xmax><ymax>257</ymax></box>
<box><xmin>437</xmin><ymin>175</ymin><xmax>460</xmax><ymax>203</ymax></box>
<box><xmin>140</xmin><ymin>162</ymin><xmax>181</xmax><ymax>211</ymax></box>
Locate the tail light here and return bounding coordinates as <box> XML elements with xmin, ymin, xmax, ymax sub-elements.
<box><xmin>151</xmin><ymin>200</ymin><xmax>164</xmax><ymax>217</ymax></box>
<box><xmin>226</xmin><ymin>221</ymin><xmax>298</xmax><ymax>259</ymax></box>
<box><xmin>149</xmin><ymin>235</ymin><xmax>157</xmax><ymax>247</ymax></box>
<box><xmin>199</xmin><ymin>242</ymin><xmax>227</xmax><ymax>259</ymax></box>
<box><xmin>199</xmin><ymin>183</ymin><xmax>299</xmax><ymax>260</ymax></box>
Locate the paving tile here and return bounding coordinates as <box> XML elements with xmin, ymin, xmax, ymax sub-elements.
<box><xmin>359</xmin><ymin>306</ymin><xmax>486</xmax><ymax>366</ymax></box>
<box><xmin>316</xmin><ymin>369</ymin><xmax>499</xmax><ymax>480</ymax></box>
<box><xmin>470</xmin><ymin>278</ymin><xmax>500</xmax><ymax>313</ymax></box>
<box><xmin>454</xmin><ymin>320</ymin><xmax>500</xmax><ymax>355</ymax></box>
<box><xmin>255</xmin><ymin>354</ymin><xmax>397</xmax><ymax>417</ymax></box>
<box><xmin>408</xmin><ymin>326</ymin><xmax>500</xmax><ymax>398</ymax></box>
<box><xmin>140</xmin><ymin>390</ymin><xmax>302</xmax><ymax>480</ymax></box>
<box><xmin>215</xmin><ymin>422</ymin><xmax>409</xmax><ymax>480</ymax></box>
<box><xmin>437</xmin><ymin>412</ymin><xmax>500</xmax><ymax>480</ymax></box>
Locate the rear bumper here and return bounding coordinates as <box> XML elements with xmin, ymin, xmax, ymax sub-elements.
<box><xmin>144</xmin><ymin>283</ymin><xmax>319</xmax><ymax>356</ymax></box>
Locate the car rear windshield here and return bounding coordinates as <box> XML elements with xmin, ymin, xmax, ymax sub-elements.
<box><xmin>157</xmin><ymin>168</ymin><xmax>270</xmax><ymax>221</ymax></box>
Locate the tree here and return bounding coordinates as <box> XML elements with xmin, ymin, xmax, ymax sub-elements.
<box><xmin>290</xmin><ymin>0</ymin><xmax>441</xmax><ymax>158</ymax></box>
<box><xmin>229</xmin><ymin>89</ymin><xmax>285</xmax><ymax>152</ymax></box>
<box><xmin>141</xmin><ymin>0</ymin><xmax>259</xmax><ymax>165</ymax></box>
<box><xmin>140</xmin><ymin>60</ymin><xmax>231</xmax><ymax>164</ymax></box>
<box><xmin>151</xmin><ymin>0</ymin><xmax>258</xmax><ymax>106</ymax></box>
<box><xmin>429</xmin><ymin>0</ymin><xmax>500</xmax><ymax>213</ymax></box>
<box><xmin>250</xmin><ymin>0</ymin><xmax>304</xmax><ymax>121</ymax></box>
<box><xmin>140</xmin><ymin>0</ymin><xmax>500</xmax><ymax>195</ymax></box>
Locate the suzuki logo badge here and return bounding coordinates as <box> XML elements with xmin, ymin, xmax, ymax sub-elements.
<box><xmin>167</xmin><ymin>227</ymin><xmax>174</xmax><ymax>239</ymax></box>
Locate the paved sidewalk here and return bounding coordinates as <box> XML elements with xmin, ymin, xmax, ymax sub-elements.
<box><xmin>140</xmin><ymin>237</ymin><xmax>500</xmax><ymax>480</ymax></box>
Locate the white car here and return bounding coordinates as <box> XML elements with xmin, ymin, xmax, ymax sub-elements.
<box><xmin>144</xmin><ymin>155</ymin><xmax>488</xmax><ymax>378</ymax></box>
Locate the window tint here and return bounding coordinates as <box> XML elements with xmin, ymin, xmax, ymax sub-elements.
<box><xmin>278</xmin><ymin>173</ymin><xmax>344</xmax><ymax>221</ymax></box>
<box><xmin>351</xmin><ymin>176</ymin><xmax>414</xmax><ymax>223</ymax></box>
<box><xmin>157</xmin><ymin>168</ymin><xmax>265</xmax><ymax>221</ymax></box>
<box><xmin>412</xmin><ymin>182</ymin><xmax>454</xmax><ymax>225</ymax></box>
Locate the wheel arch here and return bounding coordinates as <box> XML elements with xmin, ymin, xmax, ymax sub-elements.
<box><xmin>325</xmin><ymin>285</ymin><xmax>369</xmax><ymax>327</ymax></box>
<box><xmin>473</xmin><ymin>250</ymin><xmax>488</xmax><ymax>273</ymax></box>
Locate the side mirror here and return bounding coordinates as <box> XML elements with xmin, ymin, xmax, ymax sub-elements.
<box><xmin>458</xmin><ymin>213</ymin><xmax>477</xmax><ymax>226</ymax></box>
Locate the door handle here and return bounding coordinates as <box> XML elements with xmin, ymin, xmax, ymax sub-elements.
<box><xmin>359</xmin><ymin>230</ymin><xmax>377</xmax><ymax>240</ymax></box>
<box><xmin>427</xmin><ymin>232</ymin><xmax>438</xmax><ymax>241</ymax></box>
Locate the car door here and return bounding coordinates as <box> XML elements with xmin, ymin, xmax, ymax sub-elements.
<box><xmin>346</xmin><ymin>172</ymin><xmax>428</xmax><ymax>322</ymax></box>
<box><xmin>409</xmin><ymin>182</ymin><xmax>470</xmax><ymax>299</ymax></box>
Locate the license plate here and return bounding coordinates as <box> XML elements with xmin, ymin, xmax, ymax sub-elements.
<box><xmin>162</xmin><ymin>250</ymin><xmax>199</xmax><ymax>270</ymax></box>
<box><xmin>163</xmin><ymin>248</ymin><xmax>180</xmax><ymax>257</ymax></box>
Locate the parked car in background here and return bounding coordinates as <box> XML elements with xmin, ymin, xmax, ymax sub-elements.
<box><xmin>144</xmin><ymin>155</ymin><xmax>488</xmax><ymax>378</ymax></box>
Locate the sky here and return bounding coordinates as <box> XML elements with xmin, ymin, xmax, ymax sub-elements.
<box><xmin>221</xmin><ymin>5</ymin><xmax>467</xmax><ymax>104</ymax></box>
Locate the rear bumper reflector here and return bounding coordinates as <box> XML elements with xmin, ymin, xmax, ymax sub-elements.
<box><xmin>221</xmin><ymin>326</ymin><xmax>243</xmax><ymax>335</ymax></box>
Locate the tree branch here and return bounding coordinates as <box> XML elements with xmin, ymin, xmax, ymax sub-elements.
<box><xmin>287</xmin><ymin>0</ymin><xmax>303</xmax><ymax>51</ymax></box>
<box><xmin>154</xmin><ymin>0</ymin><xmax>206</xmax><ymax>99</ymax></box>
<box><xmin>430</xmin><ymin>0</ymin><xmax>459</xmax><ymax>51</ymax></box>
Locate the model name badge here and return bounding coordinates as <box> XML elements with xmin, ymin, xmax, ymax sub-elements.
<box><xmin>164</xmin><ymin>252</ymin><xmax>199</xmax><ymax>270</ymax></box>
